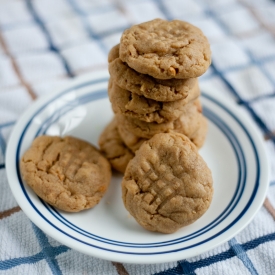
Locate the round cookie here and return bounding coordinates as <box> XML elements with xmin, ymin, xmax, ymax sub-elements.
<box><xmin>108</xmin><ymin>44</ymin><xmax>199</xmax><ymax>102</ymax></box>
<box><xmin>120</xmin><ymin>19</ymin><xmax>211</xmax><ymax>79</ymax></box>
<box><xmin>20</xmin><ymin>135</ymin><xmax>111</xmax><ymax>212</ymax></box>
<box><xmin>116</xmin><ymin>99</ymin><xmax>203</xmax><ymax>139</ymax></box>
<box><xmin>99</xmin><ymin>118</ymin><xmax>134</xmax><ymax>173</ymax></box>
<box><xmin>122</xmin><ymin>132</ymin><xmax>213</xmax><ymax>233</ymax></box>
<box><xmin>108</xmin><ymin>79</ymin><xmax>200</xmax><ymax>124</ymax></box>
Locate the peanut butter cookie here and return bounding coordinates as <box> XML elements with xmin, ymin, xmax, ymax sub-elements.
<box><xmin>117</xmin><ymin>120</ymin><xmax>147</xmax><ymax>153</ymax></box>
<box><xmin>116</xmin><ymin>99</ymin><xmax>204</xmax><ymax>139</ymax></box>
<box><xmin>122</xmin><ymin>132</ymin><xmax>213</xmax><ymax>233</ymax></box>
<box><xmin>117</xmin><ymin>112</ymin><xmax>208</xmax><ymax>153</ymax></box>
<box><xmin>108</xmin><ymin>43</ymin><xmax>120</xmax><ymax>63</ymax></box>
<box><xmin>20</xmin><ymin>135</ymin><xmax>111</xmax><ymax>212</ymax></box>
<box><xmin>189</xmin><ymin>115</ymin><xmax>208</xmax><ymax>149</ymax></box>
<box><xmin>120</xmin><ymin>19</ymin><xmax>211</xmax><ymax>79</ymax></box>
<box><xmin>109</xmin><ymin>44</ymin><xmax>198</xmax><ymax>102</ymax></box>
<box><xmin>109</xmin><ymin>79</ymin><xmax>200</xmax><ymax>124</ymax></box>
<box><xmin>99</xmin><ymin>118</ymin><xmax>134</xmax><ymax>173</ymax></box>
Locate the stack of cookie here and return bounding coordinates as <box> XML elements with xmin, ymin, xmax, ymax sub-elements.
<box><xmin>99</xmin><ymin>19</ymin><xmax>211</xmax><ymax>173</ymax></box>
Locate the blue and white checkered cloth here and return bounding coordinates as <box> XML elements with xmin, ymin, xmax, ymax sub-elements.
<box><xmin>1</xmin><ymin>0</ymin><xmax>275</xmax><ymax>274</ymax></box>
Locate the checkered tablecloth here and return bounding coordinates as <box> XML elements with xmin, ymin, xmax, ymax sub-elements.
<box><xmin>1</xmin><ymin>0</ymin><xmax>275</xmax><ymax>274</ymax></box>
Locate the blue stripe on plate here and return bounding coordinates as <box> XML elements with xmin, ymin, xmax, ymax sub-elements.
<box><xmin>15</xmin><ymin>79</ymin><xmax>260</xmax><ymax>255</ymax></box>
<box><xmin>35</xmin><ymin>97</ymin><xmax>246</xmax><ymax>248</ymax></box>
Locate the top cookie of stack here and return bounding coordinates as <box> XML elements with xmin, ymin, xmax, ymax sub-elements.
<box><xmin>109</xmin><ymin>18</ymin><xmax>211</xmax><ymax>102</ymax></box>
<box><xmin>102</xmin><ymin>19</ymin><xmax>211</xmax><ymax>172</ymax></box>
<box><xmin>119</xmin><ymin>18</ymin><xmax>211</xmax><ymax>80</ymax></box>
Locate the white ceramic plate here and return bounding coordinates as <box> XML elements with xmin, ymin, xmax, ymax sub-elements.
<box><xmin>6</xmin><ymin>71</ymin><xmax>269</xmax><ymax>264</ymax></box>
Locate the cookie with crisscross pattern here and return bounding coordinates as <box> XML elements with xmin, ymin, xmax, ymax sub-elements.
<box><xmin>20</xmin><ymin>135</ymin><xmax>111</xmax><ymax>212</ymax></box>
<box><xmin>122</xmin><ymin>132</ymin><xmax>213</xmax><ymax>233</ymax></box>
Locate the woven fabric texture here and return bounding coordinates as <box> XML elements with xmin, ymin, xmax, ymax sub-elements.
<box><xmin>1</xmin><ymin>0</ymin><xmax>275</xmax><ymax>274</ymax></box>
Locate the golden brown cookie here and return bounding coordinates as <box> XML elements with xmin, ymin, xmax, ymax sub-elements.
<box><xmin>117</xmin><ymin>120</ymin><xmax>147</xmax><ymax>153</ymax></box>
<box><xmin>122</xmin><ymin>132</ymin><xmax>213</xmax><ymax>233</ymax></box>
<box><xmin>117</xmin><ymin>115</ymin><xmax>208</xmax><ymax>153</ymax></box>
<box><xmin>117</xmin><ymin>114</ymin><xmax>173</xmax><ymax>139</ymax></box>
<box><xmin>108</xmin><ymin>43</ymin><xmax>120</xmax><ymax>63</ymax></box>
<box><xmin>20</xmin><ymin>135</ymin><xmax>111</xmax><ymax>212</ymax></box>
<box><xmin>189</xmin><ymin>115</ymin><xmax>208</xmax><ymax>149</ymax></box>
<box><xmin>117</xmin><ymin>112</ymin><xmax>207</xmax><ymax>153</ymax></box>
<box><xmin>120</xmin><ymin>19</ymin><xmax>211</xmax><ymax>79</ymax></box>
<box><xmin>108</xmin><ymin>78</ymin><xmax>200</xmax><ymax>124</ymax></box>
<box><xmin>98</xmin><ymin>118</ymin><xmax>134</xmax><ymax>173</ymax></box>
<box><xmin>116</xmin><ymin>100</ymin><xmax>204</xmax><ymax>139</ymax></box>
<box><xmin>108</xmin><ymin>44</ymin><xmax>198</xmax><ymax>102</ymax></box>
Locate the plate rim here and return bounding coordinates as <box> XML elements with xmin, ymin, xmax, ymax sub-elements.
<box><xmin>26</xmin><ymin>102</ymin><xmax>247</xmax><ymax>248</ymax></box>
<box><xmin>5</xmin><ymin>70</ymin><xmax>270</xmax><ymax>263</ymax></box>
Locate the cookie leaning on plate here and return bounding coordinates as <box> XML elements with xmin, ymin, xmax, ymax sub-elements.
<box><xmin>20</xmin><ymin>135</ymin><xmax>111</xmax><ymax>212</ymax></box>
<box><xmin>108</xmin><ymin>44</ymin><xmax>198</xmax><ymax>102</ymax></box>
<box><xmin>119</xmin><ymin>19</ymin><xmax>211</xmax><ymax>79</ymax></box>
<box><xmin>122</xmin><ymin>132</ymin><xmax>213</xmax><ymax>233</ymax></box>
